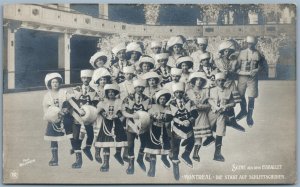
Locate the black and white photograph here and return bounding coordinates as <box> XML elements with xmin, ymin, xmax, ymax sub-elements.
<box><xmin>2</xmin><ymin>3</ymin><xmax>297</xmax><ymax>184</ymax></box>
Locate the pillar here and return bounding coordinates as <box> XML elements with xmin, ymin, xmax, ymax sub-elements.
<box><xmin>99</xmin><ymin>4</ymin><xmax>109</xmax><ymax>19</ymax></box>
<box><xmin>58</xmin><ymin>33</ymin><xmax>71</xmax><ymax>84</ymax></box>
<box><xmin>7</xmin><ymin>28</ymin><xmax>17</xmax><ymax>89</ymax></box>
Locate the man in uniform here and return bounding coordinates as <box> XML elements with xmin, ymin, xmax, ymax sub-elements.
<box><xmin>69</xmin><ymin>69</ymin><xmax>97</xmax><ymax>168</ymax></box>
<box><xmin>236</xmin><ymin>36</ymin><xmax>262</xmax><ymax>127</ymax></box>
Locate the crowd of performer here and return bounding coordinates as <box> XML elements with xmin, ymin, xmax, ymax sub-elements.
<box><xmin>42</xmin><ymin>35</ymin><xmax>263</xmax><ymax>180</ymax></box>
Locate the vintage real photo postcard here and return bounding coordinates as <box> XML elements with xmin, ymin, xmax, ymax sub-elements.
<box><xmin>2</xmin><ymin>3</ymin><xmax>296</xmax><ymax>184</ymax></box>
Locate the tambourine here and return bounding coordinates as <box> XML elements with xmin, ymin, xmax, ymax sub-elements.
<box><xmin>44</xmin><ymin>106</ymin><xmax>61</xmax><ymax>123</ymax></box>
<box><xmin>81</xmin><ymin>105</ymin><xmax>98</xmax><ymax>124</ymax></box>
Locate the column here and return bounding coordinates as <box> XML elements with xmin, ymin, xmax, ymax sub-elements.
<box><xmin>7</xmin><ymin>28</ymin><xmax>17</xmax><ymax>89</ymax></box>
<box><xmin>58</xmin><ymin>33</ymin><xmax>71</xmax><ymax>84</ymax></box>
<box><xmin>99</xmin><ymin>4</ymin><xmax>109</xmax><ymax>19</ymax></box>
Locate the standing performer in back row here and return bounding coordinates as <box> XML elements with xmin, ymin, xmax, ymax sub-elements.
<box><xmin>236</xmin><ymin>36</ymin><xmax>262</xmax><ymax>127</ymax></box>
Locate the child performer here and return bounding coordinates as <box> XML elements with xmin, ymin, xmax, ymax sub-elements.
<box><xmin>143</xmin><ymin>71</ymin><xmax>161</xmax><ymax>103</ymax></box>
<box><xmin>137</xmin><ymin>55</ymin><xmax>155</xmax><ymax>79</ymax></box>
<box><xmin>91</xmin><ymin>68</ymin><xmax>112</xmax><ymax>164</ymax></box>
<box><xmin>111</xmin><ymin>42</ymin><xmax>130</xmax><ymax>83</ymax></box>
<box><xmin>186</xmin><ymin>72</ymin><xmax>214</xmax><ymax>162</ymax></box>
<box><xmin>43</xmin><ymin>73</ymin><xmax>71</xmax><ymax>166</ymax></box>
<box><xmin>214</xmin><ymin>40</ymin><xmax>245</xmax><ymax>132</ymax></box>
<box><xmin>122</xmin><ymin>79</ymin><xmax>152</xmax><ymax>174</ymax></box>
<box><xmin>176</xmin><ymin>56</ymin><xmax>194</xmax><ymax>84</ymax></box>
<box><xmin>154</xmin><ymin>53</ymin><xmax>172</xmax><ymax>86</ymax></box>
<box><xmin>95</xmin><ymin>84</ymin><xmax>128</xmax><ymax>172</ymax></box>
<box><xmin>169</xmin><ymin>82</ymin><xmax>198</xmax><ymax>180</ymax></box>
<box><xmin>208</xmin><ymin>72</ymin><xmax>236</xmax><ymax>162</ymax></box>
<box><xmin>144</xmin><ymin>89</ymin><xmax>173</xmax><ymax>177</ymax></box>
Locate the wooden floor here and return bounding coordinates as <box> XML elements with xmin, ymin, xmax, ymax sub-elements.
<box><xmin>3</xmin><ymin>81</ymin><xmax>296</xmax><ymax>184</ymax></box>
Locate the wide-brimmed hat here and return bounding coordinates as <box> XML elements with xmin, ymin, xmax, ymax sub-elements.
<box><xmin>197</xmin><ymin>37</ymin><xmax>208</xmax><ymax>45</ymax></box>
<box><xmin>150</xmin><ymin>41</ymin><xmax>162</xmax><ymax>49</ymax></box>
<box><xmin>176</xmin><ymin>56</ymin><xmax>193</xmax><ymax>69</ymax></box>
<box><xmin>138</xmin><ymin>56</ymin><xmax>155</xmax><ymax>69</ymax></box>
<box><xmin>112</xmin><ymin>43</ymin><xmax>126</xmax><ymax>55</ymax></box>
<box><xmin>123</xmin><ymin>66</ymin><xmax>135</xmax><ymax>74</ymax></box>
<box><xmin>188</xmin><ymin>72</ymin><xmax>207</xmax><ymax>87</ymax></box>
<box><xmin>155</xmin><ymin>89</ymin><xmax>172</xmax><ymax>104</ymax></box>
<box><xmin>199</xmin><ymin>53</ymin><xmax>211</xmax><ymax>61</ymax></box>
<box><xmin>218</xmin><ymin>40</ymin><xmax>236</xmax><ymax>53</ymax></box>
<box><xmin>126</xmin><ymin>42</ymin><xmax>142</xmax><ymax>54</ymax></box>
<box><xmin>170</xmin><ymin>68</ymin><xmax>182</xmax><ymax>75</ymax></box>
<box><xmin>142</xmin><ymin>71</ymin><xmax>161</xmax><ymax>83</ymax></box>
<box><xmin>92</xmin><ymin>68</ymin><xmax>111</xmax><ymax>84</ymax></box>
<box><xmin>44</xmin><ymin>73</ymin><xmax>63</xmax><ymax>90</ymax></box>
<box><xmin>167</xmin><ymin>36</ymin><xmax>184</xmax><ymax>49</ymax></box>
<box><xmin>89</xmin><ymin>51</ymin><xmax>111</xmax><ymax>68</ymax></box>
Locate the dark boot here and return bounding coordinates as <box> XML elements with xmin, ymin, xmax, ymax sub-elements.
<box><xmin>147</xmin><ymin>156</ymin><xmax>156</xmax><ymax>177</ymax></box>
<box><xmin>114</xmin><ymin>148</ymin><xmax>124</xmax><ymax>166</ymax></box>
<box><xmin>122</xmin><ymin>147</ymin><xmax>129</xmax><ymax>163</ymax></box>
<box><xmin>72</xmin><ymin>152</ymin><xmax>83</xmax><ymax>169</ymax></box>
<box><xmin>100</xmin><ymin>154</ymin><xmax>110</xmax><ymax>172</ymax></box>
<box><xmin>247</xmin><ymin>109</ymin><xmax>254</xmax><ymax>127</ymax></box>
<box><xmin>70</xmin><ymin>149</ymin><xmax>74</xmax><ymax>155</ymax></box>
<box><xmin>137</xmin><ymin>153</ymin><xmax>146</xmax><ymax>172</ymax></box>
<box><xmin>213</xmin><ymin>136</ymin><xmax>225</xmax><ymax>162</ymax></box>
<box><xmin>181</xmin><ymin>138</ymin><xmax>188</xmax><ymax>147</ymax></box>
<box><xmin>247</xmin><ymin>97</ymin><xmax>255</xmax><ymax>127</ymax></box>
<box><xmin>83</xmin><ymin>146</ymin><xmax>93</xmax><ymax>161</ymax></box>
<box><xmin>236</xmin><ymin>97</ymin><xmax>247</xmax><ymax>121</ymax></box>
<box><xmin>145</xmin><ymin>153</ymin><xmax>151</xmax><ymax>162</ymax></box>
<box><xmin>126</xmin><ymin>157</ymin><xmax>135</xmax><ymax>175</ymax></box>
<box><xmin>192</xmin><ymin>145</ymin><xmax>201</xmax><ymax>162</ymax></box>
<box><xmin>202</xmin><ymin>136</ymin><xmax>215</xmax><ymax>147</ymax></box>
<box><xmin>161</xmin><ymin>155</ymin><xmax>171</xmax><ymax>169</ymax></box>
<box><xmin>172</xmin><ymin>160</ymin><xmax>180</xmax><ymax>181</ymax></box>
<box><xmin>228</xmin><ymin>117</ymin><xmax>246</xmax><ymax>132</ymax></box>
<box><xmin>49</xmin><ymin>148</ymin><xmax>58</xmax><ymax>166</ymax></box>
<box><xmin>181</xmin><ymin>150</ymin><xmax>193</xmax><ymax>168</ymax></box>
<box><xmin>95</xmin><ymin>147</ymin><xmax>102</xmax><ymax>164</ymax></box>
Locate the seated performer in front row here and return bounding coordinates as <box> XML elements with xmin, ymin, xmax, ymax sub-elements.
<box><xmin>169</xmin><ymin>82</ymin><xmax>198</xmax><ymax>180</ymax></box>
<box><xmin>144</xmin><ymin>89</ymin><xmax>173</xmax><ymax>177</ymax></box>
<box><xmin>95</xmin><ymin>84</ymin><xmax>128</xmax><ymax>172</ymax></box>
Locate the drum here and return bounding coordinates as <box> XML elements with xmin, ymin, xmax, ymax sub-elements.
<box><xmin>44</xmin><ymin>106</ymin><xmax>61</xmax><ymax>123</ymax></box>
<box><xmin>81</xmin><ymin>105</ymin><xmax>98</xmax><ymax>124</ymax></box>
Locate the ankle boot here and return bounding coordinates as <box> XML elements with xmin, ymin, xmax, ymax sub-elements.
<box><xmin>247</xmin><ymin>109</ymin><xmax>254</xmax><ymax>127</ymax></box>
<box><xmin>172</xmin><ymin>160</ymin><xmax>180</xmax><ymax>181</ymax></box>
<box><xmin>95</xmin><ymin>147</ymin><xmax>102</xmax><ymax>164</ymax></box>
<box><xmin>100</xmin><ymin>154</ymin><xmax>110</xmax><ymax>172</ymax></box>
<box><xmin>114</xmin><ymin>149</ymin><xmax>124</xmax><ymax>166</ymax></box>
<box><xmin>181</xmin><ymin>150</ymin><xmax>193</xmax><ymax>168</ymax></box>
<box><xmin>161</xmin><ymin>155</ymin><xmax>171</xmax><ymax>169</ymax></box>
<box><xmin>192</xmin><ymin>145</ymin><xmax>201</xmax><ymax>162</ymax></box>
<box><xmin>228</xmin><ymin>117</ymin><xmax>246</xmax><ymax>132</ymax></box>
<box><xmin>49</xmin><ymin>148</ymin><xmax>58</xmax><ymax>166</ymax></box>
<box><xmin>72</xmin><ymin>151</ymin><xmax>83</xmax><ymax>169</ymax></box>
<box><xmin>137</xmin><ymin>153</ymin><xmax>146</xmax><ymax>172</ymax></box>
<box><xmin>236</xmin><ymin>97</ymin><xmax>247</xmax><ymax>121</ymax></box>
<box><xmin>213</xmin><ymin>136</ymin><xmax>225</xmax><ymax>162</ymax></box>
<box><xmin>126</xmin><ymin>157</ymin><xmax>135</xmax><ymax>175</ymax></box>
<box><xmin>147</xmin><ymin>156</ymin><xmax>156</xmax><ymax>177</ymax></box>
<box><xmin>83</xmin><ymin>146</ymin><xmax>93</xmax><ymax>161</ymax></box>
<box><xmin>122</xmin><ymin>147</ymin><xmax>129</xmax><ymax>163</ymax></box>
<box><xmin>202</xmin><ymin>136</ymin><xmax>215</xmax><ymax>147</ymax></box>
